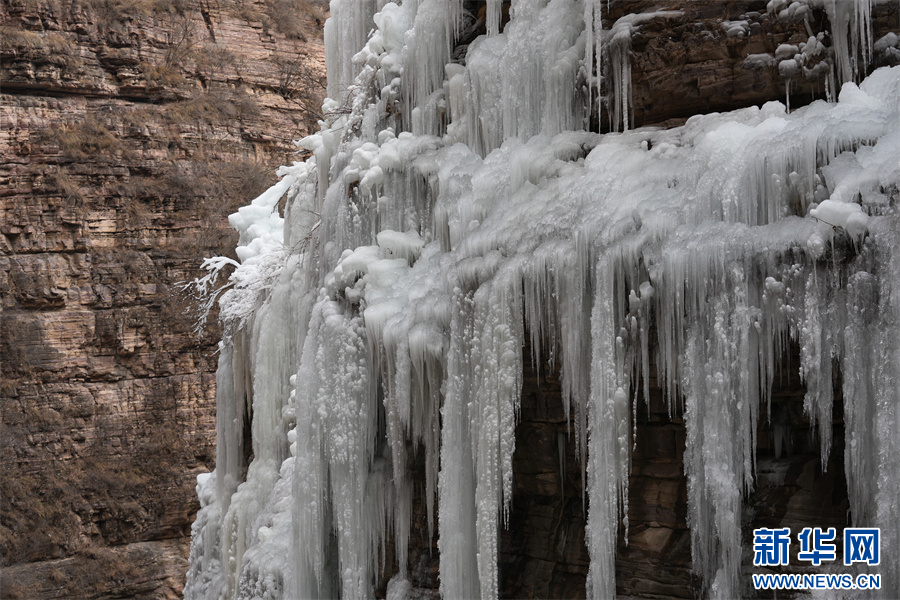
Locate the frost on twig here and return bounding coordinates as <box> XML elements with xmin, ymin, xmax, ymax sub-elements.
<box><xmin>178</xmin><ymin>255</ymin><xmax>241</xmax><ymax>339</ymax></box>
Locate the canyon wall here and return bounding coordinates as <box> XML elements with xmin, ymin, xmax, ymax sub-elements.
<box><xmin>0</xmin><ymin>1</ymin><xmax>325</xmax><ymax>597</ymax></box>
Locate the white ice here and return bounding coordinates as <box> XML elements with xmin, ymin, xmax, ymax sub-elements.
<box><xmin>186</xmin><ymin>2</ymin><xmax>900</xmax><ymax>599</ymax></box>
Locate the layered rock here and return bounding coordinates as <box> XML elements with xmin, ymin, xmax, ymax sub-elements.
<box><xmin>0</xmin><ymin>1</ymin><xmax>325</xmax><ymax>597</ymax></box>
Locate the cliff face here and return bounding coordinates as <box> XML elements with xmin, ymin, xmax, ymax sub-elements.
<box><xmin>0</xmin><ymin>1</ymin><xmax>325</xmax><ymax>597</ymax></box>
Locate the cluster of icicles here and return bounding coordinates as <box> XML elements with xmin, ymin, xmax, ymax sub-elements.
<box><xmin>184</xmin><ymin>1</ymin><xmax>900</xmax><ymax>598</ymax></box>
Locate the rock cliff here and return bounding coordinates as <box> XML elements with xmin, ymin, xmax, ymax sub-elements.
<box><xmin>0</xmin><ymin>1</ymin><xmax>325</xmax><ymax>597</ymax></box>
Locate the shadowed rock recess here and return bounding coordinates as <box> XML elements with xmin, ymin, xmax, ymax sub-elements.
<box><xmin>0</xmin><ymin>0</ymin><xmax>326</xmax><ymax>597</ymax></box>
<box><xmin>182</xmin><ymin>1</ymin><xmax>900</xmax><ymax>600</ymax></box>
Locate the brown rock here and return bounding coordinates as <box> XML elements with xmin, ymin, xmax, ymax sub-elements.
<box><xmin>1</xmin><ymin>0</ymin><xmax>326</xmax><ymax>597</ymax></box>
<box><xmin>599</xmin><ymin>1</ymin><xmax>900</xmax><ymax>130</ymax></box>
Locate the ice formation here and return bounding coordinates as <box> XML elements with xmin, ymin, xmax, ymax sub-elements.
<box><xmin>185</xmin><ymin>1</ymin><xmax>900</xmax><ymax>599</ymax></box>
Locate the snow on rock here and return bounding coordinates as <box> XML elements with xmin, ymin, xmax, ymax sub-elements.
<box><xmin>186</xmin><ymin>1</ymin><xmax>900</xmax><ymax>599</ymax></box>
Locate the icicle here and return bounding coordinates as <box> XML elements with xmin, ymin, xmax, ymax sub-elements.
<box><xmin>557</xmin><ymin>431</ymin><xmax>567</xmax><ymax>501</ymax></box>
<box><xmin>463</xmin><ymin>0</ymin><xmax>585</xmax><ymax>154</ymax></box>
<box><xmin>472</xmin><ymin>272</ymin><xmax>524</xmax><ymax>600</ymax></box>
<box><xmin>291</xmin><ymin>292</ymin><xmax>387</xmax><ymax>600</ymax></box>
<box><xmin>603</xmin><ymin>12</ymin><xmax>681</xmax><ymax>132</ymax></box>
<box><xmin>403</xmin><ymin>0</ymin><xmax>457</xmax><ymax>136</ymax></box>
<box><xmin>607</xmin><ymin>25</ymin><xmax>632</xmax><ymax>132</ymax></box>
<box><xmin>236</xmin><ymin>456</ymin><xmax>297</xmax><ymax>600</ymax></box>
<box><xmin>822</xmin><ymin>0</ymin><xmax>875</xmax><ymax>87</ymax></box>
<box><xmin>583</xmin><ymin>0</ymin><xmax>602</xmax><ymax>130</ymax></box>
<box><xmin>219</xmin><ymin>257</ymin><xmax>304</xmax><ymax>600</ymax></box>
<box><xmin>842</xmin><ymin>216</ymin><xmax>900</xmax><ymax>594</ymax></box>
<box><xmin>586</xmin><ymin>252</ymin><xmax>632</xmax><ymax>600</ymax></box>
<box><xmin>438</xmin><ymin>289</ymin><xmax>481</xmax><ymax>600</ymax></box>
<box><xmin>486</xmin><ymin>0</ymin><xmax>502</xmax><ymax>36</ymax></box>
<box><xmin>215</xmin><ymin>339</ymin><xmax>246</xmax><ymax>513</ymax></box>
<box><xmin>325</xmin><ymin>0</ymin><xmax>382</xmax><ymax>104</ymax></box>
<box><xmin>798</xmin><ymin>267</ymin><xmax>836</xmax><ymax>464</ymax></box>
<box><xmin>185</xmin><ymin>472</ymin><xmax>224</xmax><ymax>599</ymax></box>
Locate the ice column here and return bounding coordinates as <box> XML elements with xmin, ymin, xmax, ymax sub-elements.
<box><xmin>461</xmin><ymin>0</ymin><xmax>585</xmax><ymax>155</ymax></box>
<box><xmin>842</xmin><ymin>217</ymin><xmax>900</xmax><ymax>595</ymax></box>
<box><xmin>325</xmin><ymin>0</ymin><xmax>381</xmax><ymax>103</ymax></box>
<box><xmin>438</xmin><ymin>288</ymin><xmax>481</xmax><ymax>600</ymax></box>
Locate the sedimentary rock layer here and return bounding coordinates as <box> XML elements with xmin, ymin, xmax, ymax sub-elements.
<box><xmin>0</xmin><ymin>1</ymin><xmax>325</xmax><ymax>597</ymax></box>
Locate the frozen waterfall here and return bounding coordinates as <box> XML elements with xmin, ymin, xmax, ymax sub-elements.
<box><xmin>185</xmin><ymin>1</ymin><xmax>900</xmax><ymax>598</ymax></box>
